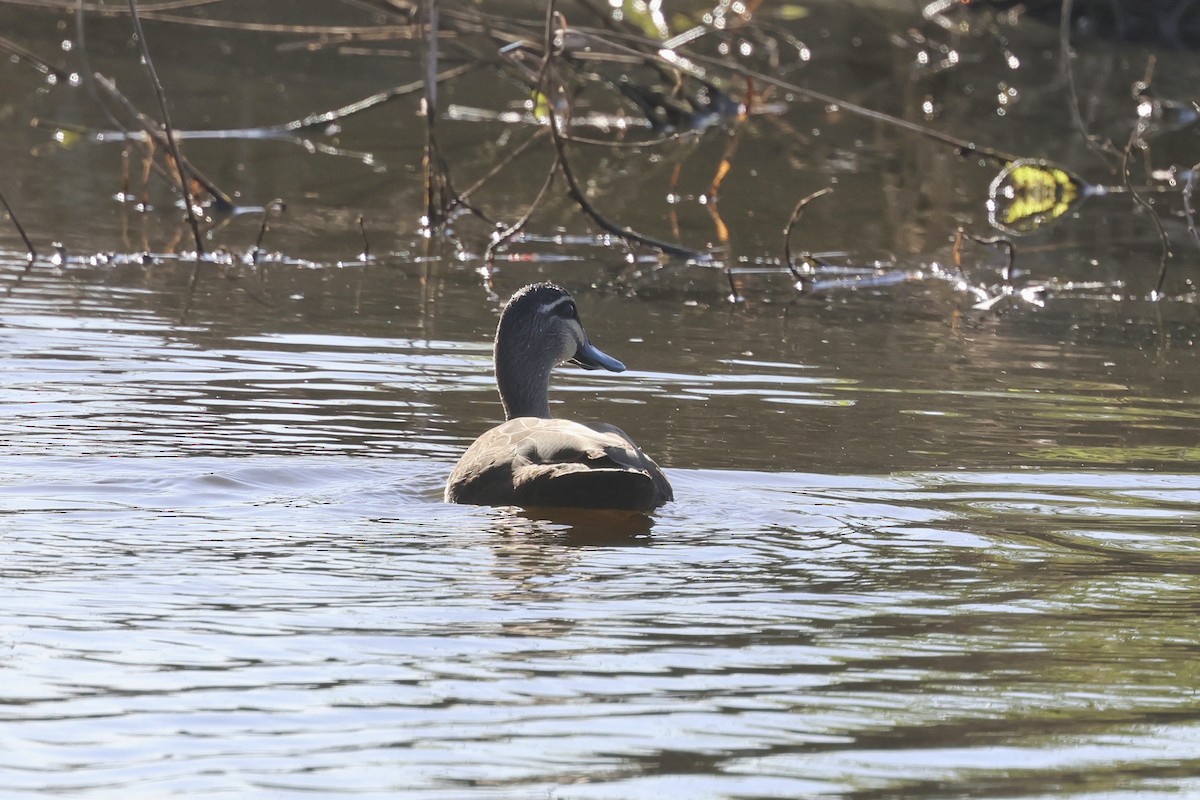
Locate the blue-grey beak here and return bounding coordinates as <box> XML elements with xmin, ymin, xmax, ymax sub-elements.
<box><xmin>570</xmin><ymin>340</ymin><xmax>626</xmax><ymax>372</ymax></box>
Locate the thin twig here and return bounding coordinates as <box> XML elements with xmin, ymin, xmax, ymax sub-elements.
<box><xmin>6</xmin><ymin>0</ymin><xmax>226</xmax><ymax>12</ymax></box>
<box><xmin>78</xmin><ymin>0</ymin><xmax>235</xmax><ymax>210</ymax></box>
<box><xmin>1120</xmin><ymin>63</ymin><xmax>1173</xmax><ymax>299</ymax></box>
<box><xmin>706</xmin><ymin>111</ymin><xmax>744</xmax><ymax>200</ymax></box>
<box><xmin>127</xmin><ymin>0</ymin><xmax>205</xmax><ymax>254</ymax></box>
<box><xmin>0</xmin><ymin>34</ymin><xmax>72</xmax><ymax>81</ymax></box>
<box><xmin>412</xmin><ymin>4</ymin><xmax>488</xmax><ymax>227</ymax></box>
<box><xmin>540</xmin><ymin>35</ymin><xmax>701</xmax><ymax>256</ymax></box>
<box><xmin>1123</xmin><ymin>150</ymin><xmax>1170</xmax><ymax>298</ymax></box>
<box><xmin>250</xmin><ymin>199</ymin><xmax>285</xmax><ymax>265</ymax></box>
<box><xmin>1182</xmin><ymin>164</ymin><xmax>1200</xmax><ymax>255</ymax></box>
<box><xmin>483</xmin><ymin>154</ymin><xmax>560</xmax><ymax>266</ymax></box>
<box><xmin>77</xmin><ymin>0</ymin><xmax>181</xmax><ymax>208</ymax></box>
<box><xmin>178</xmin><ymin>258</ymin><xmax>202</xmax><ymax>322</ymax></box>
<box><xmin>955</xmin><ymin>228</ymin><xmax>1016</xmax><ymax>284</ymax></box>
<box><xmin>357</xmin><ymin>215</ymin><xmax>371</xmax><ymax>260</ymax></box>
<box><xmin>702</xmin><ymin>107</ymin><xmax>746</xmax><ymax>259</ymax></box>
<box><xmin>565</xmin><ymin>129</ymin><xmax>698</xmax><ymax>149</ymax></box>
<box><xmin>524</xmin><ymin>1</ymin><xmax>701</xmax><ymax>259</ymax></box>
<box><xmin>3</xmin><ymin>0</ymin><xmax>417</xmax><ymax>35</ymax></box>
<box><xmin>547</xmin><ymin>111</ymin><xmax>700</xmax><ymax>259</ymax></box>
<box><xmin>565</xmin><ymin>25</ymin><xmax>1023</xmax><ymax>166</ymax></box>
<box><xmin>457</xmin><ymin>127</ymin><xmax>548</xmax><ymax>204</ymax></box>
<box><xmin>481</xmin><ymin>2</ymin><xmax>564</xmax><ymax>266</ymax></box>
<box><xmin>91</xmin><ymin>74</ymin><xmax>235</xmax><ymax>210</ymax></box>
<box><xmin>1058</xmin><ymin>0</ymin><xmax>1119</xmax><ymax>167</ymax></box>
<box><xmin>284</xmin><ymin>62</ymin><xmax>477</xmax><ymax>135</ymax></box>
<box><xmin>0</xmin><ymin>186</ymin><xmax>37</xmax><ymax>261</ymax></box>
<box><xmin>422</xmin><ymin>0</ymin><xmax>449</xmax><ymax>229</ymax></box>
<box><xmin>783</xmin><ymin>187</ymin><xmax>833</xmax><ymax>284</ymax></box>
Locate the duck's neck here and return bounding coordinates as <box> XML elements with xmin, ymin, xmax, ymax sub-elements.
<box><xmin>495</xmin><ymin>335</ymin><xmax>554</xmax><ymax>420</ymax></box>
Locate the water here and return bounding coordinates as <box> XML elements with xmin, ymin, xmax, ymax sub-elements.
<box><xmin>3</xmin><ymin>252</ymin><xmax>1198</xmax><ymax>798</ymax></box>
<box><xmin>6</xmin><ymin>455</ymin><xmax>1200</xmax><ymax>798</ymax></box>
<box><xmin>3</xmin><ymin>1</ymin><xmax>1200</xmax><ymax>797</ymax></box>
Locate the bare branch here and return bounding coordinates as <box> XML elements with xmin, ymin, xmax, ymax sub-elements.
<box><xmin>250</xmin><ymin>200</ymin><xmax>286</xmax><ymax>266</ymax></box>
<box><xmin>783</xmin><ymin>187</ymin><xmax>833</xmax><ymax>284</ymax></box>
<box><xmin>0</xmin><ymin>186</ymin><xmax>37</xmax><ymax>262</ymax></box>
<box><xmin>127</xmin><ymin>0</ymin><xmax>205</xmax><ymax>254</ymax></box>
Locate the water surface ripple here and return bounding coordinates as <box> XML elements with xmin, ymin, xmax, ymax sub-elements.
<box><xmin>2</xmin><ymin>253</ymin><xmax>1199</xmax><ymax>798</ymax></box>
<box><xmin>2</xmin><ymin>459</ymin><xmax>1198</xmax><ymax>798</ymax></box>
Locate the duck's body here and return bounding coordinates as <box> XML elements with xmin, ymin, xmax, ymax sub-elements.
<box><xmin>445</xmin><ymin>284</ymin><xmax>672</xmax><ymax>511</ymax></box>
<box><xmin>446</xmin><ymin>417</ymin><xmax>672</xmax><ymax>510</ymax></box>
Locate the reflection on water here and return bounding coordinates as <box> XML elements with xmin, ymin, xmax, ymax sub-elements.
<box><xmin>2</xmin><ymin>454</ymin><xmax>1199</xmax><ymax>798</ymax></box>
<box><xmin>2</xmin><ymin>251</ymin><xmax>1199</xmax><ymax>797</ymax></box>
<box><xmin>4</xmin><ymin>255</ymin><xmax>1198</xmax><ymax>477</ymax></box>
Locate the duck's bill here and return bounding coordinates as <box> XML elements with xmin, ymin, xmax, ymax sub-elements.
<box><xmin>571</xmin><ymin>341</ymin><xmax>626</xmax><ymax>372</ymax></box>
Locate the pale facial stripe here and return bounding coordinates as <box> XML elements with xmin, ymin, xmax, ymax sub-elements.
<box><xmin>541</xmin><ymin>296</ymin><xmax>574</xmax><ymax>315</ymax></box>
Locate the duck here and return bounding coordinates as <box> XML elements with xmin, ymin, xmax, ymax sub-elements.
<box><xmin>445</xmin><ymin>283</ymin><xmax>673</xmax><ymax>511</ymax></box>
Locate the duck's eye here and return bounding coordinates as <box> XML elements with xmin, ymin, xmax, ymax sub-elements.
<box><xmin>556</xmin><ymin>301</ymin><xmax>578</xmax><ymax>319</ymax></box>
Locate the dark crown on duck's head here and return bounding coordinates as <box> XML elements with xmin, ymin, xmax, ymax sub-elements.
<box><xmin>500</xmin><ymin>283</ymin><xmax>577</xmax><ymax>326</ymax></box>
<box><xmin>494</xmin><ymin>283</ymin><xmax>625</xmax><ymax>420</ymax></box>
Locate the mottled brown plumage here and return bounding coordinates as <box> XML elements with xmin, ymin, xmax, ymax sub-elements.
<box><xmin>445</xmin><ymin>284</ymin><xmax>672</xmax><ymax>511</ymax></box>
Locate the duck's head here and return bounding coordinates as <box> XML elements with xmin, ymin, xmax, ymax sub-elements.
<box><xmin>494</xmin><ymin>283</ymin><xmax>625</xmax><ymax>420</ymax></box>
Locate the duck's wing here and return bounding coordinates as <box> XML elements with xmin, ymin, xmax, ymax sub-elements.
<box><xmin>445</xmin><ymin>418</ymin><xmax>673</xmax><ymax>511</ymax></box>
<box><xmin>583</xmin><ymin>421</ymin><xmax>674</xmax><ymax>507</ymax></box>
<box><xmin>444</xmin><ymin>419</ymin><xmax>534</xmax><ymax>506</ymax></box>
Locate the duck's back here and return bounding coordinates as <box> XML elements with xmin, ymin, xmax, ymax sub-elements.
<box><xmin>445</xmin><ymin>417</ymin><xmax>673</xmax><ymax>511</ymax></box>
